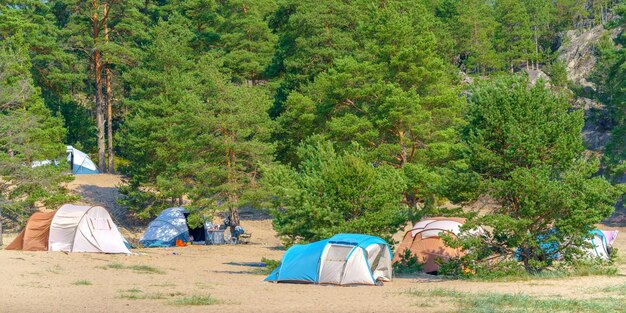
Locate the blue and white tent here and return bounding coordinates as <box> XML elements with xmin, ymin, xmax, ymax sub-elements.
<box><xmin>140</xmin><ymin>207</ymin><xmax>190</xmax><ymax>247</ymax></box>
<box><xmin>265</xmin><ymin>234</ymin><xmax>393</xmax><ymax>286</ymax></box>
<box><xmin>585</xmin><ymin>229</ymin><xmax>615</xmax><ymax>261</ymax></box>
<box><xmin>66</xmin><ymin>146</ymin><xmax>99</xmax><ymax>174</ymax></box>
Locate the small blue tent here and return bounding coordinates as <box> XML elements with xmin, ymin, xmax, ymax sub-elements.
<box><xmin>140</xmin><ymin>207</ymin><xmax>190</xmax><ymax>247</ymax></box>
<box><xmin>66</xmin><ymin>146</ymin><xmax>99</xmax><ymax>174</ymax></box>
<box><xmin>587</xmin><ymin>229</ymin><xmax>611</xmax><ymax>260</ymax></box>
<box><xmin>265</xmin><ymin>234</ymin><xmax>393</xmax><ymax>286</ymax></box>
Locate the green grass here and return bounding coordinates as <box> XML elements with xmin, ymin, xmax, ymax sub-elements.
<box><xmin>408</xmin><ymin>288</ymin><xmax>625</xmax><ymax>313</ymax></box>
<box><xmin>107</xmin><ymin>263</ymin><xmax>125</xmax><ymax>269</ymax></box>
<box><xmin>250</xmin><ymin>257</ymin><xmax>281</xmax><ymax>275</ymax></box>
<box><xmin>119</xmin><ymin>292</ymin><xmax>167</xmax><ymax>300</ymax></box>
<box><xmin>117</xmin><ymin>289</ymin><xmax>185</xmax><ymax>301</ymax></box>
<box><xmin>468</xmin><ymin>262</ymin><xmax>618</xmax><ymax>282</ymax></box>
<box><xmin>45</xmin><ymin>265</ymin><xmax>64</xmax><ymax>274</ymax></box>
<box><xmin>96</xmin><ymin>263</ymin><xmax>164</xmax><ymax>274</ymax></box>
<box><xmin>194</xmin><ymin>282</ymin><xmax>219</xmax><ymax>288</ymax></box>
<box><xmin>126</xmin><ymin>265</ymin><xmax>165</xmax><ymax>274</ymax></box>
<box><xmin>151</xmin><ymin>283</ymin><xmax>176</xmax><ymax>287</ymax></box>
<box><xmin>72</xmin><ymin>279</ymin><xmax>92</xmax><ymax>286</ymax></box>
<box><xmin>170</xmin><ymin>295</ymin><xmax>221</xmax><ymax>306</ymax></box>
<box><xmin>600</xmin><ymin>283</ymin><xmax>626</xmax><ymax>293</ymax></box>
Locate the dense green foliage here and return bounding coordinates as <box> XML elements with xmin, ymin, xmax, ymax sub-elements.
<box><xmin>393</xmin><ymin>248</ymin><xmax>424</xmax><ymax>274</ymax></box>
<box><xmin>454</xmin><ymin>77</ymin><xmax>623</xmax><ymax>273</ymax></box>
<box><xmin>1</xmin><ymin>0</ymin><xmax>624</xmax><ymax>275</ymax></box>
<box><xmin>592</xmin><ymin>4</ymin><xmax>626</xmax><ymax>178</ymax></box>
<box><xmin>263</xmin><ymin>140</ymin><xmax>406</xmax><ymax>245</ymax></box>
<box><xmin>0</xmin><ymin>31</ymin><xmax>76</xmax><ymax>221</ymax></box>
<box><xmin>117</xmin><ymin>15</ymin><xmax>274</xmax><ymax>224</ymax></box>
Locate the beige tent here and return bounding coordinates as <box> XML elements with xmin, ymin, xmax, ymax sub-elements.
<box><xmin>6</xmin><ymin>204</ymin><xmax>129</xmax><ymax>254</ymax></box>
<box><xmin>394</xmin><ymin>217</ymin><xmax>467</xmax><ymax>274</ymax></box>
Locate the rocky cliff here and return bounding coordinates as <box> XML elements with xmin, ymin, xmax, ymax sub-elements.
<box><xmin>558</xmin><ymin>23</ymin><xmax>625</xmax><ymax>221</ymax></box>
<box><xmin>558</xmin><ymin>24</ymin><xmax>623</xmax><ymax>155</ymax></box>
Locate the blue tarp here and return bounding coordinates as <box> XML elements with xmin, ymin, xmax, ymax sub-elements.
<box><xmin>265</xmin><ymin>233</ymin><xmax>390</xmax><ymax>284</ymax></box>
<box><xmin>140</xmin><ymin>207</ymin><xmax>190</xmax><ymax>247</ymax></box>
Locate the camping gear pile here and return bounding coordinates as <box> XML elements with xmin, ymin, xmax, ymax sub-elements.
<box><xmin>139</xmin><ymin>207</ymin><xmax>246</xmax><ymax>247</ymax></box>
<box><xmin>6</xmin><ymin>204</ymin><xmax>129</xmax><ymax>254</ymax></box>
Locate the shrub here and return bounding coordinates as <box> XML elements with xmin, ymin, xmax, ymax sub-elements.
<box><xmin>263</xmin><ymin>139</ymin><xmax>407</xmax><ymax>246</ymax></box>
<box><xmin>456</xmin><ymin>76</ymin><xmax>624</xmax><ymax>274</ymax></box>
<box><xmin>393</xmin><ymin>249</ymin><xmax>423</xmax><ymax>275</ymax></box>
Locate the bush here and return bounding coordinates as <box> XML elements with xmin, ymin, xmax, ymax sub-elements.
<box><xmin>261</xmin><ymin>257</ymin><xmax>281</xmax><ymax>270</ymax></box>
<box><xmin>393</xmin><ymin>249</ymin><xmax>423</xmax><ymax>275</ymax></box>
<box><xmin>456</xmin><ymin>76</ymin><xmax>623</xmax><ymax>274</ymax></box>
<box><xmin>262</xmin><ymin>140</ymin><xmax>407</xmax><ymax>246</ymax></box>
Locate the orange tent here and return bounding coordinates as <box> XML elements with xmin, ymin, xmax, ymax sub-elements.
<box><xmin>394</xmin><ymin>217</ymin><xmax>467</xmax><ymax>274</ymax></box>
<box><xmin>5</xmin><ymin>211</ymin><xmax>56</xmax><ymax>251</ymax></box>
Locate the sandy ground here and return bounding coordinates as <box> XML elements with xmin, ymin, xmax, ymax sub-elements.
<box><xmin>1</xmin><ymin>221</ymin><xmax>626</xmax><ymax>313</ymax></box>
<box><xmin>1</xmin><ymin>175</ymin><xmax>625</xmax><ymax>312</ymax></box>
<box><xmin>63</xmin><ymin>174</ymin><xmax>128</xmax><ymax>222</ymax></box>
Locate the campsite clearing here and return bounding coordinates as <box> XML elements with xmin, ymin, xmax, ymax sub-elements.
<box><xmin>2</xmin><ymin>219</ymin><xmax>626</xmax><ymax>313</ymax></box>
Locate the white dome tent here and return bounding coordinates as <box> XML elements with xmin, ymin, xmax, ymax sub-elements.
<box><xmin>48</xmin><ymin>204</ymin><xmax>130</xmax><ymax>254</ymax></box>
<box><xmin>66</xmin><ymin>146</ymin><xmax>99</xmax><ymax>174</ymax></box>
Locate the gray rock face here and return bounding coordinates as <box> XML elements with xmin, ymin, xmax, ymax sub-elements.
<box><xmin>556</xmin><ymin>22</ymin><xmax>624</xmax><ymax>221</ymax></box>
<box><xmin>558</xmin><ymin>25</ymin><xmax>623</xmax><ymax>91</ymax></box>
<box><xmin>575</xmin><ymin>97</ymin><xmax>613</xmax><ymax>151</ymax></box>
<box><xmin>582</xmin><ymin>128</ymin><xmax>612</xmax><ymax>151</ymax></box>
<box><xmin>559</xmin><ymin>25</ymin><xmax>622</xmax><ymax>154</ymax></box>
<box><xmin>459</xmin><ymin>71</ymin><xmax>474</xmax><ymax>85</ymax></box>
<box><xmin>524</xmin><ymin>68</ymin><xmax>551</xmax><ymax>85</ymax></box>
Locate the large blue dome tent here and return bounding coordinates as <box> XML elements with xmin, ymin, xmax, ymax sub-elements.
<box><xmin>265</xmin><ymin>234</ymin><xmax>393</xmax><ymax>286</ymax></box>
<box><xmin>140</xmin><ymin>207</ymin><xmax>192</xmax><ymax>247</ymax></box>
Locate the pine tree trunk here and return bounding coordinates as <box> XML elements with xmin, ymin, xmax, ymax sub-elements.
<box><xmin>535</xmin><ymin>26</ymin><xmax>539</xmax><ymax>70</ymax></box>
<box><xmin>105</xmin><ymin>67</ymin><xmax>113</xmax><ymax>173</ymax></box>
<box><xmin>398</xmin><ymin>130</ymin><xmax>407</xmax><ymax>166</ymax></box>
<box><xmin>104</xmin><ymin>2</ymin><xmax>114</xmax><ymax>173</ymax></box>
<box><xmin>226</xmin><ymin>131</ymin><xmax>240</xmax><ymax>236</ymax></box>
<box><xmin>93</xmin><ymin>0</ymin><xmax>106</xmax><ymax>172</ymax></box>
<box><xmin>229</xmin><ymin>204</ymin><xmax>240</xmax><ymax>236</ymax></box>
<box><xmin>0</xmin><ymin>208</ymin><xmax>3</xmax><ymax>247</ymax></box>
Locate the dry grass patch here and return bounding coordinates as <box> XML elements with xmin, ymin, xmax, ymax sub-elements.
<box><xmin>96</xmin><ymin>263</ymin><xmax>164</xmax><ymax>274</ymax></box>
<box><xmin>151</xmin><ymin>283</ymin><xmax>176</xmax><ymax>287</ymax></box>
<box><xmin>126</xmin><ymin>265</ymin><xmax>165</xmax><ymax>274</ymax></box>
<box><xmin>170</xmin><ymin>295</ymin><xmax>221</xmax><ymax>306</ymax></box>
<box><xmin>408</xmin><ymin>288</ymin><xmax>625</xmax><ymax>313</ymax></box>
<box><xmin>118</xmin><ymin>289</ymin><xmax>184</xmax><ymax>301</ymax></box>
<box><xmin>72</xmin><ymin>279</ymin><xmax>92</xmax><ymax>286</ymax></box>
<box><xmin>45</xmin><ymin>265</ymin><xmax>64</xmax><ymax>274</ymax></box>
<box><xmin>600</xmin><ymin>283</ymin><xmax>626</xmax><ymax>293</ymax></box>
